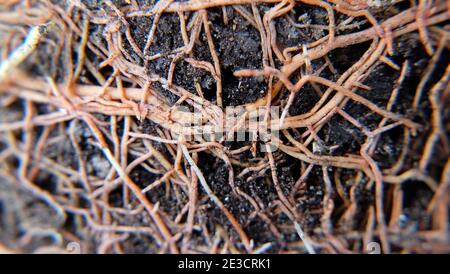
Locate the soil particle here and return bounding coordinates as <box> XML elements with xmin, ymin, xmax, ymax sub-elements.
<box><xmin>86</xmin><ymin>154</ymin><xmax>111</xmax><ymax>179</ymax></box>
